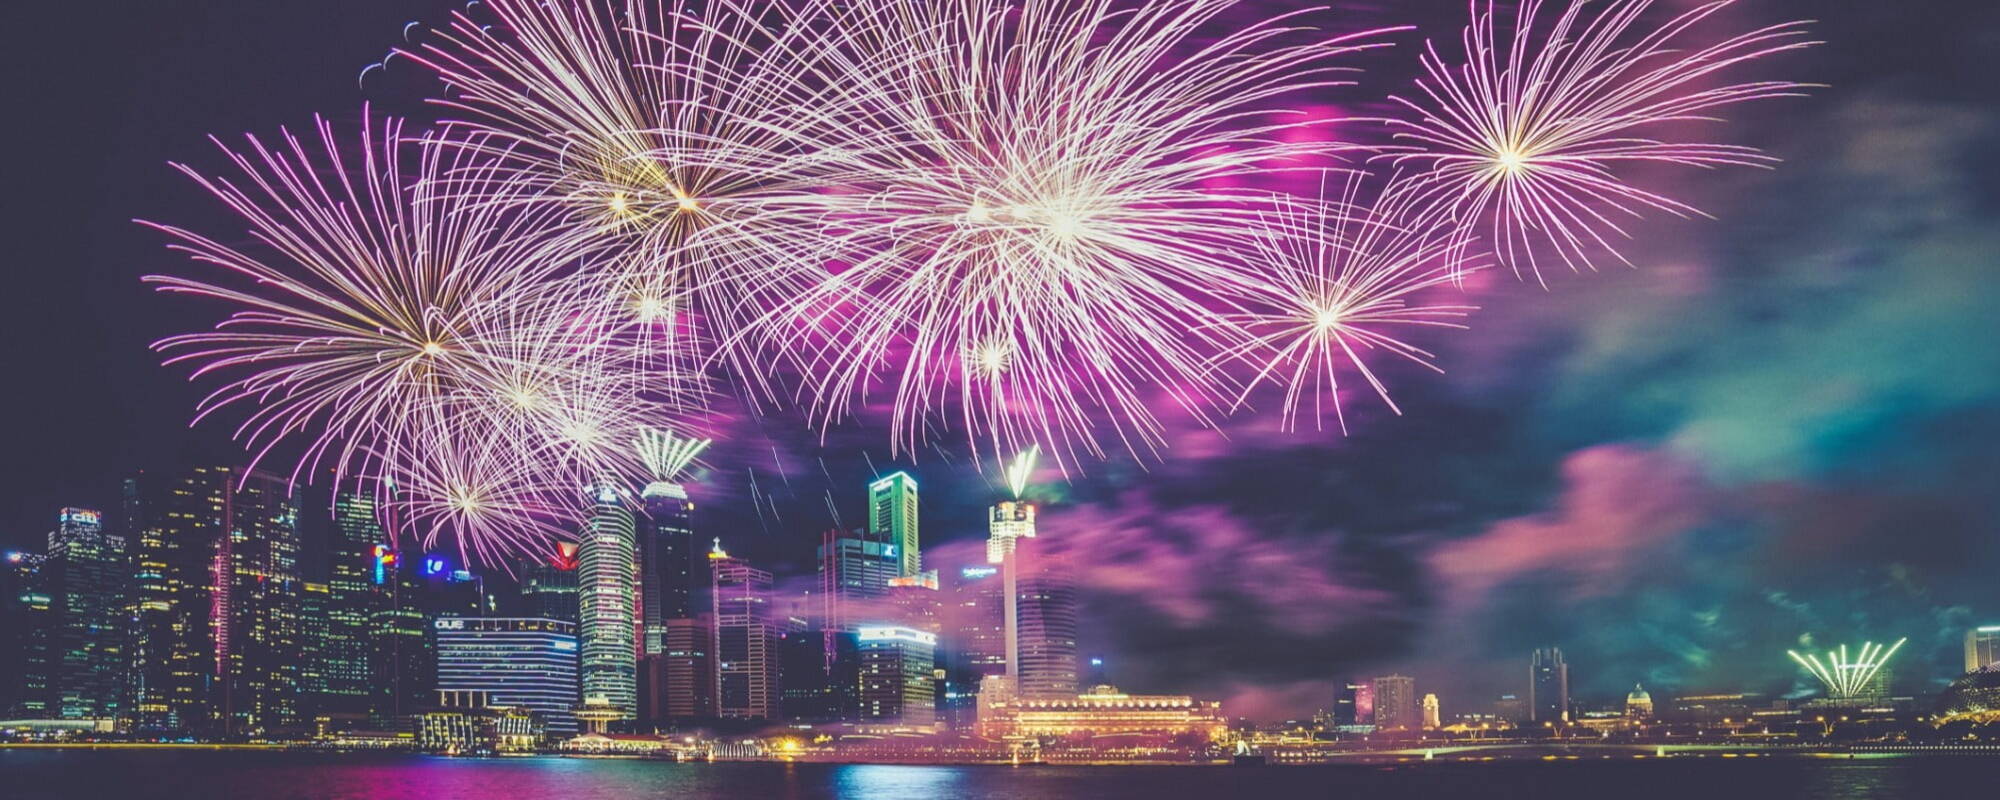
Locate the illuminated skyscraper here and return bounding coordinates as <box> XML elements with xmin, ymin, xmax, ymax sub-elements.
<box><xmin>637</xmin><ymin>481</ymin><xmax>697</xmax><ymax>654</ymax></box>
<box><xmin>1530</xmin><ymin>647</ymin><xmax>1570</xmax><ymax>724</ymax></box>
<box><xmin>436</xmin><ymin>618</ymin><xmax>580</xmax><ymax>734</ymax></box>
<box><xmin>1968</xmin><ymin>626</ymin><xmax>2000</xmax><ymax>673</ymax></box>
<box><xmin>868</xmin><ymin>471</ymin><xmax>921</xmax><ymax>578</ymax></box>
<box><xmin>320</xmin><ymin>491</ymin><xmax>385</xmax><ymax>716</ymax></box>
<box><xmin>42</xmin><ymin>508</ymin><xmax>127</xmax><ymax>720</ymax></box>
<box><xmin>778</xmin><ymin>626</ymin><xmax>857</xmax><ymax>723</ymax></box>
<box><xmin>658</xmin><ymin>617</ymin><xmax>715</xmax><ymax>721</ymax></box>
<box><xmin>1011</xmin><ymin>540</ymin><xmax>1078</xmax><ymax>698</ymax></box>
<box><xmin>1</xmin><ymin>551</ymin><xmax>52</xmax><ymax>717</ymax></box>
<box><xmin>947</xmin><ymin>564</ymin><xmax>1007</xmax><ymax>727</ymax></box>
<box><xmin>817</xmin><ymin>526</ymin><xmax>899</xmax><ymax>633</ymax></box>
<box><xmin>1332</xmin><ymin>680</ymin><xmax>1364</xmax><ymax>726</ymax></box>
<box><xmin>858</xmin><ymin>626</ymin><xmax>937</xmax><ymax>726</ymax></box>
<box><xmin>1373</xmin><ymin>675</ymin><xmax>1417</xmax><ymax>730</ymax></box>
<box><xmin>1421</xmin><ymin>693</ymin><xmax>1441</xmax><ymax>729</ymax></box>
<box><xmin>986</xmin><ymin>501</ymin><xmax>1036</xmax><ymax>564</ymax></box>
<box><xmin>124</xmin><ymin>467</ymin><xmax>296</xmax><ymax>735</ymax></box>
<box><xmin>519</xmin><ymin>543</ymin><xmax>580</xmax><ymax>623</ymax></box>
<box><xmin>711</xmin><ymin>541</ymin><xmax>777</xmax><ymax>720</ymax></box>
<box><xmin>577</xmin><ymin>487</ymin><xmax>638</xmax><ymax>721</ymax></box>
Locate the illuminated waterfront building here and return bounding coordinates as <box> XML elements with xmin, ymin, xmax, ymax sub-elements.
<box><xmin>577</xmin><ymin>487</ymin><xmax>638</xmax><ymax>721</ymax></box>
<box><xmin>125</xmin><ymin>467</ymin><xmax>298</xmax><ymax>735</ymax></box>
<box><xmin>1530</xmin><ymin>647</ymin><xmax>1570</xmax><ymax>723</ymax></box>
<box><xmin>1331</xmin><ymin>680</ymin><xmax>1364</xmax><ymax>727</ymax></box>
<box><xmin>779</xmin><ymin>626</ymin><xmax>858</xmax><ymax>722</ymax></box>
<box><xmin>320</xmin><ymin>490</ymin><xmax>385</xmax><ymax>716</ymax></box>
<box><xmin>365</xmin><ymin>548</ymin><xmax>487</xmax><ymax>724</ymax></box>
<box><xmin>868</xmin><ymin>471</ymin><xmax>921</xmax><ymax>578</ymax></box>
<box><xmin>1</xmin><ymin>551</ymin><xmax>52</xmax><ymax>717</ymax></box>
<box><xmin>298</xmin><ymin>581</ymin><xmax>330</xmax><ymax>707</ymax></box>
<box><xmin>711</xmin><ymin>541</ymin><xmax>777</xmax><ymax>720</ymax></box>
<box><xmin>858</xmin><ymin>625</ymin><xmax>937</xmax><ymax>726</ymax></box>
<box><xmin>817</xmin><ymin>526</ymin><xmax>899</xmax><ymax>633</ymax></box>
<box><xmin>435</xmin><ymin>617</ymin><xmax>580</xmax><ymax>734</ymax></box>
<box><xmin>1494</xmin><ymin>693</ymin><xmax>1526</xmax><ymax>724</ymax></box>
<box><xmin>417</xmin><ymin>691</ymin><xmax>545</xmax><ymax>753</ymax></box>
<box><xmin>655</xmin><ymin>616</ymin><xmax>715</xmax><ymax>722</ymax></box>
<box><xmin>518</xmin><ymin>542</ymin><xmax>579</xmax><ymax>623</ymax></box>
<box><xmin>987</xmin><ymin>685</ymin><xmax>1226</xmax><ymax>740</ymax></box>
<box><xmin>1968</xmin><ymin>626</ymin><xmax>2000</xmax><ymax>673</ymax></box>
<box><xmin>637</xmin><ymin>480</ymin><xmax>698</xmax><ymax>654</ymax></box>
<box><xmin>948</xmin><ymin>564</ymin><xmax>1007</xmax><ymax>726</ymax></box>
<box><xmin>41</xmin><ymin>507</ymin><xmax>127</xmax><ymax>720</ymax></box>
<box><xmin>986</xmin><ymin>500</ymin><xmax>1036</xmax><ymax>565</ymax></box>
<box><xmin>1373</xmin><ymin>675</ymin><xmax>1417</xmax><ymax>730</ymax></box>
<box><xmin>1421</xmin><ymin>693</ymin><xmax>1441</xmax><ymax>729</ymax></box>
<box><xmin>1013</xmin><ymin>540</ymin><xmax>1079</xmax><ymax>698</ymax></box>
<box><xmin>1626</xmin><ymin>684</ymin><xmax>1654</xmax><ymax>720</ymax></box>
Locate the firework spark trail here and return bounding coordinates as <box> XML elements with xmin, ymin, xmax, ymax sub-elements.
<box><xmin>758</xmin><ymin>0</ymin><xmax>1402</xmax><ymax>472</ymax></box>
<box><xmin>1788</xmin><ymin>638</ymin><xmax>1907</xmax><ymax>699</ymax></box>
<box><xmin>1380</xmin><ymin>0</ymin><xmax>1817</xmax><ymax>284</ymax></box>
<box><xmin>1215</xmin><ymin>172</ymin><xmax>1479</xmax><ymax>434</ymax></box>
<box><xmin>374</xmin><ymin>417</ymin><xmax>579</xmax><ymax>568</ymax></box>
<box><xmin>141</xmin><ymin>111</ymin><xmax>578</xmax><ymax>488</ymax></box>
<box><xmin>397</xmin><ymin>0</ymin><xmax>908</xmax><ymax>399</ymax></box>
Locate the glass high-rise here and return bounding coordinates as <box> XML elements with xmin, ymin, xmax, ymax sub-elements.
<box><xmin>1373</xmin><ymin>674</ymin><xmax>1417</xmax><ymax>730</ymax></box>
<box><xmin>868</xmin><ymin>471</ymin><xmax>920</xmax><ymax>578</ymax></box>
<box><xmin>711</xmin><ymin>542</ymin><xmax>776</xmax><ymax>720</ymax></box>
<box><xmin>637</xmin><ymin>481</ymin><xmax>697</xmax><ymax>653</ymax></box>
<box><xmin>817</xmin><ymin>526</ymin><xmax>900</xmax><ymax>633</ymax></box>
<box><xmin>436</xmin><ymin>617</ymin><xmax>580</xmax><ymax>734</ymax></box>
<box><xmin>321</xmin><ymin>491</ymin><xmax>385</xmax><ymax>715</ymax></box>
<box><xmin>518</xmin><ymin>543</ymin><xmax>579</xmax><ymax>623</ymax></box>
<box><xmin>577</xmin><ymin>487</ymin><xmax>637</xmax><ymax>719</ymax></box>
<box><xmin>43</xmin><ymin>507</ymin><xmax>127</xmax><ymax>720</ymax></box>
<box><xmin>1</xmin><ymin>551</ymin><xmax>52</xmax><ymax>717</ymax></box>
<box><xmin>858</xmin><ymin>625</ymin><xmax>937</xmax><ymax>726</ymax></box>
<box><xmin>1530</xmin><ymin>647</ymin><xmax>1570</xmax><ymax>724</ymax></box>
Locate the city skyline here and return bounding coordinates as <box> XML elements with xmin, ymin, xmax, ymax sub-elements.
<box><xmin>1</xmin><ymin>0</ymin><xmax>1997</xmax><ymax>729</ymax></box>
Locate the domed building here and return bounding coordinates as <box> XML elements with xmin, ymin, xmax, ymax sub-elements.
<box><xmin>1936</xmin><ymin>667</ymin><xmax>2000</xmax><ymax>722</ymax></box>
<box><xmin>1625</xmin><ymin>684</ymin><xmax>1654</xmax><ymax>721</ymax></box>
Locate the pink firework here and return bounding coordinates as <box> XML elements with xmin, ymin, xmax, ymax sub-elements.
<box><xmin>1218</xmin><ymin>172</ymin><xmax>1479</xmax><ymax>434</ymax></box>
<box><xmin>1381</xmin><ymin>0</ymin><xmax>1816</xmax><ymax>283</ymax></box>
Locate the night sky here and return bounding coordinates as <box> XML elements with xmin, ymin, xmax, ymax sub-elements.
<box><xmin>3</xmin><ymin>1</ymin><xmax>1997</xmax><ymax>721</ymax></box>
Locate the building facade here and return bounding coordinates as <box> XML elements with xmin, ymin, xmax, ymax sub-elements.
<box><xmin>857</xmin><ymin>625</ymin><xmax>937</xmax><ymax>726</ymax></box>
<box><xmin>1373</xmin><ymin>675</ymin><xmax>1417</xmax><ymax>731</ymax></box>
<box><xmin>711</xmin><ymin>542</ymin><xmax>777</xmax><ymax>720</ymax></box>
<box><xmin>637</xmin><ymin>481</ymin><xmax>697</xmax><ymax>654</ymax></box>
<box><xmin>868</xmin><ymin>472</ymin><xmax>920</xmax><ymax>578</ymax></box>
<box><xmin>435</xmin><ymin>617</ymin><xmax>580</xmax><ymax>734</ymax></box>
<box><xmin>1968</xmin><ymin>626</ymin><xmax>2000</xmax><ymax>674</ymax></box>
<box><xmin>42</xmin><ymin>508</ymin><xmax>127</xmax><ymax>720</ymax></box>
<box><xmin>1530</xmin><ymin>647</ymin><xmax>1570</xmax><ymax>724</ymax></box>
<box><xmin>577</xmin><ymin>488</ymin><xmax>638</xmax><ymax>721</ymax></box>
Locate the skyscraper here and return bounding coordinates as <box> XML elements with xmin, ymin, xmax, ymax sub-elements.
<box><xmin>817</xmin><ymin>526</ymin><xmax>900</xmax><ymax>633</ymax></box>
<box><xmin>42</xmin><ymin>507</ymin><xmax>127</xmax><ymax>720</ymax></box>
<box><xmin>868</xmin><ymin>471</ymin><xmax>920</xmax><ymax>578</ymax></box>
<box><xmin>518</xmin><ymin>542</ymin><xmax>580</xmax><ymax>623</ymax></box>
<box><xmin>320</xmin><ymin>491</ymin><xmax>385</xmax><ymax>716</ymax></box>
<box><xmin>436</xmin><ymin>617</ymin><xmax>580</xmax><ymax>734</ymax></box>
<box><xmin>778</xmin><ymin>626</ymin><xmax>857</xmax><ymax>723</ymax></box>
<box><xmin>1373</xmin><ymin>675</ymin><xmax>1417</xmax><ymax>730</ymax></box>
<box><xmin>1331</xmin><ymin>680</ymin><xmax>1363</xmax><ymax>727</ymax></box>
<box><xmin>1011</xmin><ymin>540</ymin><xmax>1079</xmax><ymax>698</ymax></box>
<box><xmin>1</xmin><ymin>551</ymin><xmax>52</xmax><ymax>717</ymax></box>
<box><xmin>657</xmin><ymin>617</ymin><xmax>714</xmax><ymax>722</ymax></box>
<box><xmin>125</xmin><ymin>467</ymin><xmax>296</xmax><ymax>735</ymax></box>
<box><xmin>577</xmin><ymin>487</ymin><xmax>638</xmax><ymax>722</ymax></box>
<box><xmin>858</xmin><ymin>625</ymin><xmax>937</xmax><ymax>726</ymax></box>
<box><xmin>986</xmin><ymin>500</ymin><xmax>1036</xmax><ymax>564</ymax></box>
<box><xmin>948</xmin><ymin>564</ymin><xmax>1007</xmax><ymax>727</ymax></box>
<box><xmin>637</xmin><ymin>481</ymin><xmax>697</xmax><ymax>654</ymax></box>
<box><xmin>1530</xmin><ymin>647</ymin><xmax>1570</xmax><ymax>724</ymax></box>
<box><xmin>1967</xmin><ymin>626</ymin><xmax>2000</xmax><ymax>673</ymax></box>
<box><xmin>711</xmin><ymin>541</ymin><xmax>777</xmax><ymax>720</ymax></box>
<box><xmin>1421</xmin><ymin>693</ymin><xmax>1441</xmax><ymax>729</ymax></box>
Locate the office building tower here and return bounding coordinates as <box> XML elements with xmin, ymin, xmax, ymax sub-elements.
<box><xmin>952</xmin><ymin>564</ymin><xmax>1008</xmax><ymax>680</ymax></box>
<box><xmin>1</xmin><ymin>551</ymin><xmax>52</xmax><ymax>717</ymax></box>
<box><xmin>1373</xmin><ymin>675</ymin><xmax>1417</xmax><ymax>730</ymax></box>
<box><xmin>1421</xmin><ymin>693</ymin><xmax>1441</xmax><ymax>729</ymax></box>
<box><xmin>320</xmin><ymin>491</ymin><xmax>385</xmax><ymax>716</ymax></box>
<box><xmin>1011</xmin><ymin>539</ymin><xmax>1079</xmax><ymax>698</ymax></box>
<box><xmin>858</xmin><ymin>625</ymin><xmax>937</xmax><ymax>726</ymax></box>
<box><xmin>436</xmin><ymin>617</ymin><xmax>580</xmax><ymax>734</ymax></box>
<box><xmin>125</xmin><ymin>467</ymin><xmax>297</xmax><ymax>735</ymax></box>
<box><xmin>1530</xmin><ymin>647</ymin><xmax>1570</xmax><ymax>724</ymax></box>
<box><xmin>298</xmin><ymin>581</ymin><xmax>331</xmax><ymax>711</ymax></box>
<box><xmin>658</xmin><ymin>617</ymin><xmax>715</xmax><ymax>722</ymax></box>
<box><xmin>42</xmin><ymin>507</ymin><xmax>127</xmax><ymax>720</ymax></box>
<box><xmin>868</xmin><ymin>471</ymin><xmax>920</xmax><ymax>578</ymax></box>
<box><xmin>637</xmin><ymin>481</ymin><xmax>698</xmax><ymax>654</ymax></box>
<box><xmin>817</xmin><ymin>527</ymin><xmax>900</xmax><ymax>633</ymax></box>
<box><xmin>887</xmin><ymin>572</ymin><xmax>943</xmax><ymax>633</ymax></box>
<box><xmin>711</xmin><ymin>541</ymin><xmax>777</xmax><ymax>720</ymax></box>
<box><xmin>577</xmin><ymin>487</ymin><xmax>638</xmax><ymax>721</ymax></box>
<box><xmin>779</xmin><ymin>627</ymin><xmax>858</xmax><ymax>723</ymax></box>
<box><xmin>1968</xmin><ymin>626</ymin><xmax>2000</xmax><ymax>673</ymax></box>
<box><xmin>368</xmin><ymin>546</ymin><xmax>432</xmax><ymax>723</ymax></box>
<box><xmin>518</xmin><ymin>543</ymin><xmax>580</xmax><ymax>623</ymax></box>
<box><xmin>1332</xmin><ymin>680</ymin><xmax>1363</xmax><ymax>726</ymax></box>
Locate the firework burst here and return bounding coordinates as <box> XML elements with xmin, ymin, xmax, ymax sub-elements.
<box><xmin>1217</xmin><ymin>173</ymin><xmax>1478</xmax><ymax>433</ymax></box>
<box><xmin>763</xmin><ymin>0</ymin><xmax>1399</xmax><ymax>469</ymax></box>
<box><xmin>1381</xmin><ymin>0</ymin><xmax>1816</xmax><ymax>283</ymax></box>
